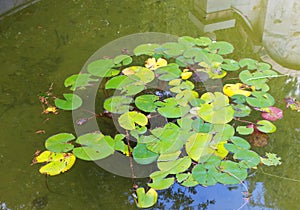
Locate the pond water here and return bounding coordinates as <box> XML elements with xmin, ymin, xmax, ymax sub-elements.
<box><xmin>0</xmin><ymin>0</ymin><xmax>299</xmax><ymax>209</ymax></box>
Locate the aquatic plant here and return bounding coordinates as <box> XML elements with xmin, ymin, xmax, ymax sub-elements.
<box><xmin>32</xmin><ymin>36</ymin><xmax>282</xmax><ymax>208</ymax></box>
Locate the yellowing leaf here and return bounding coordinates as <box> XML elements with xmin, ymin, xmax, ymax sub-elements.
<box><xmin>213</xmin><ymin>141</ymin><xmax>228</xmax><ymax>159</ymax></box>
<box><xmin>223</xmin><ymin>83</ymin><xmax>254</xmax><ymax>97</ymax></box>
<box><xmin>181</xmin><ymin>69</ymin><xmax>193</xmax><ymax>80</ymax></box>
<box><xmin>145</xmin><ymin>58</ymin><xmax>167</xmax><ymax>70</ymax></box>
<box><xmin>34</xmin><ymin>151</ymin><xmax>76</xmax><ymax>176</ymax></box>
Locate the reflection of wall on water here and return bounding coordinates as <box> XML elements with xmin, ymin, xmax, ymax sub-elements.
<box><xmin>262</xmin><ymin>0</ymin><xmax>300</xmax><ymax>70</ymax></box>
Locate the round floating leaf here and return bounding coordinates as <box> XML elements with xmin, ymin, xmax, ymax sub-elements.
<box><xmin>178</xmin><ymin>36</ymin><xmax>196</xmax><ymax>47</ymax></box>
<box><xmin>133</xmin><ymin>143</ymin><xmax>158</xmax><ymax>165</ymax></box>
<box><xmin>221</xmin><ymin>59</ymin><xmax>240</xmax><ymax>71</ymax></box>
<box><xmin>214</xmin><ymin>160</ymin><xmax>248</xmax><ymax>184</ymax></box>
<box><xmin>236</xmin><ymin>126</ymin><xmax>254</xmax><ymax>135</ymax></box>
<box><xmin>55</xmin><ymin>93</ymin><xmax>82</xmax><ymax>110</ymax></box>
<box><xmin>246</xmin><ymin>91</ymin><xmax>275</xmax><ymax>108</ymax></box>
<box><xmin>157</xmin><ymin>156</ymin><xmax>192</xmax><ymax>174</ymax></box>
<box><xmin>225</xmin><ymin>136</ymin><xmax>251</xmax><ymax>153</ymax></box>
<box><xmin>118</xmin><ymin>111</ymin><xmax>148</xmax><ymax>130</ymax></box>
<box><xmin>195</xmin><ymin>37</ymin><xmax>212</xmax><ymax>46</ymax></box>
<box><xmin>231</xmin><ymin>94</ymin><xmax>247</xmax><ymax>104</ymax></box>
<box><xmin>239</xmin><ymin>58</ymin><xmax>258</xmax><ymax>70</ymax></box>
<box><xmin>261</xmin><ymin>107</ymin><xmax>283</xmax><ymax>121</ymax></box>
<box><xmin>257</xmin><ymin>120</ymin><xmax>277</xmax><ymax>133</ymax></box>
<box><xmin>45</xmin><ymin>133</ymin><xmax>75</xmax><ymax>152</ymax></box>
<box><xmin>157</xmin><ymin>98</ymin><xmax>190</xmax><ymax>118</ymax></box>
<box><xmin>155</xmin><ymin>63</ymin><xmax>182</xmax><ymax>81</ymax></box>
<box><xmin>234</xmin><ymin>150</ymin><xmax>260</xmax><ymax>168</ymax></box>
<box><xmin>103</xmin><ymin>96</ymin><xmax>133</xmax><ymax>114</ymax></box>
<box><xmin>186</xmin><ymin>133</ymin><xmax>213</xmax><ymax>162</ymax></box>
<box><xmin>148</xmin><ymin>177</ymin><xmax>175</xmax><ymax>190</ymax></box>
<box><xmin>113</xmin><ymin>54</ymin><xmax>132</xmax><ymax>65</ymax></box>
<box><xmin>135</xmin><ymin>187</ymin><xmax>158</xmax><ymax>209</ymax></box>
<box><xmin>135</xmin><ymin>94</ymin><xmax>159</xmax><ymax>112</ymax></box>
<box><xmin>210</xmin><ymin>124</ymin><xmax>235</xmax><ymax>143</ymax></box>
<box><xmin>134</xmin><ymin>43</ymin><xmax>160</xmax><ymax>56</ymax></box>
<box><xmin>73</xmin><ymin>133</ymin><xmax>115</xmax><ymax>161</ymax></box>
<box><xmin>162</xmin><ymin>42</ymin><xmax>186</xmax><ymax>57</ymax></box>
<box><xmin>105</xmin><ymin>75</ymin><xmax>133</xmax><ymax>89</ymax></box>
<box><xmin>257</xmin><ymin>62</ymin><xmax>271</xmax><ymax>71</ymax></box>
<box><xmin>192</xmin><ymin>163</ymin><xmax>218</xmax><ymax>186</ymax></box>
<box><xmin>239</xmin><ymin>70</ymin><xmax>267</xmax><ymax>89</ymax></box>
<box><xmin>208</xmin><ymin>41</ymin><xmax>234</xmax><ymax>55</ymax></box>
<box><xmin>232</xmin><ymin>104</ymin><xmax>251</xmax><ymax>117</ymax></box>
<box><xmin>64</xmin><ymin>74</ymin><xmax>98</xmax><ymax>91</ymax></box>
<box><xmin>122</xmin><ymin>66</ymin><xmax>155</xmax><ymax>84</ymax></box>
<box><xmin>87</xmin><ymin>59</ymin><xmax>119</xmax><ymax>77</ymax></box>
<box><xmin>37</xmin><ymin>151</ymin><xmax>76</xmax><ymax>176</ymax></box>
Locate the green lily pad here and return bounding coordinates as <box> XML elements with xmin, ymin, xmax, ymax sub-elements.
<box><xmin>236</xmin><ymin>126</ymin><xmax>254</xmax><ymax>135</ymax></box>
<box><xmin>239</xmin><ymin>70</ymin><xmax>267</xmax><ymax>89</ymax></box>
<box><xmin>157</xmin><ymin>98</ymin><xmax>190</xmax><ymax>118</ymax></box>
<box><xmin>133</xmin><ymin>43</ymin><xmax>160</xmax><ymax>56</ymax></box>
<box><xmin>208</xmin><ymin>41</ymin><xmax>234</xmax><ymax>55</ymax></box>
<box><xmin>148</xmin><ymin>177</ymin><xmax>175</xmax><ymax>190</ymax></box>
<box><xmin>157</xmin><ymin>156</ymin><xmax>191</xmax><ymax>174</ymax></box>
<box><xmin>239</xmin><ymin>58</ymin><xmax>258</xmax><ymax>70</ymax></box>
<box><xmin>123</xmin><ymin>66</ymin><xmax>155</xmax><ymax>84</ymax></box>
<box><xmin>232</xmin><ymin>104</ymin><xmax>252</xmax><ymax>117</ymax></box>
<box><xmin>64</xmin><ymin>74</ymin><xmax>98</xmax><ymax>91</ymax></box>
<box><xmin>135</xmin><ymin>94</ymin><xmax>159</xmax><ymax>113</ymax></box>
<box><xmin>155</xmin><ymin>63</ymin><xmax>182</xmax><ymax>81</ymax></box>
<box><xmin>73</xmin><ymin>133</ymin><xmax>114</xmax><ymax>161</ymax></box>
<box><xmin>162</xmin><ymin>42</ymin><xmax>186</xmax><ymax>57</ymax></box>
<box><xmin>195</xmin><ymin>37</ymin><xmax>212</xmax><ymax>46</ymax></box>
<box><xmin>135</xmin><ymin>187</ymin><xmax>158</xmax><ymax>209</ymax></box>
<box><xmin>103</xmin><ymin>96</ymin><xmax>133</xmax><ymax>114</ymax></box>
<box><xmin>214</xmin><ymin>160</ymin><xmax>248</xmax><ymax>184</ymax></box>
<box><xmin>233</xmin><ymin>150</ymin><xmax>260</xmax><ymax>168</ymax></box>
<box><xmin>221</xmin><ymin>59</ymin><xmax>240</xmax><ymax>71</ymax></box>
<box><xmin>257</xmin><ymin>120</ymin><xmax>277</xmax><ymax>133</ymax></box>
<box><xmin>210</xmin><ymin>124</ymin><xmax>235</xmax><ymax>143</ymax></box>
<box><xmin>178</xmin><ymin>36</ymin><xmax>196</xmax><ymax>47</ymax></box>
<box><xmin>113</xmin><ymin>54</ymin><xmax>132</xmax><ymax>65</ymax></box>
<box><xmin>158</xmin><ymin>151</ymin><xmax>181</xmax><ymax>162</ymax></box>
<box><xmin>45</xmin><ymin>133</ymin><xmax>75</xmax><ymax>152</ymax></box>
<box><xmin>231</xmin><ymin>95</ymin><xmax>247</xmax><ymax>104</ymax></box>
<box><xmin>133</xmin><ymin>143</ymin><xmax>158</xmax><ymax>164</ymax></box>
<box><xmin>246</xmin><ymin>91</ymin><xmax>275</xmax><ymax>108</ymax></box>
<box><xmin>105</xmin><ymin>75</ymin><xmax>134</xmax><ymax>89</ymax></box>
<box><xmin>55</xmin><ymin>93</ymin><xmax>82</xmax><ymax>110</ymax></box>
<box><xmin>224</xmin><ymin>136</ymin><xmax>251</xmax><ymax>153</ymax></box>
<box><xmin>118</xmin><ymin>111</ymin><xmax>148</xmax><ymax>130</ymax></box>
<box><xmin>186</xmin><ymin>133</ymin><xmax>213</xmax><ymax>162</ymax></box>
<box><xmin>87</xmin><ymin>59</ymin><xmax>119</xmax><ymax>77</ymax></box>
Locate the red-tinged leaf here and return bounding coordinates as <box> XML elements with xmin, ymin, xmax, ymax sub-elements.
<box><xmin>261</xmin><ymin>107</ymin><xmax>283</xmax><ymax>121</ymax></box>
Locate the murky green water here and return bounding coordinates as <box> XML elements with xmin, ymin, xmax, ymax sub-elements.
<box><xmin>0</xmin><ymin>0</ymin><xmax>299</xmax><ymax>209</ymax></box>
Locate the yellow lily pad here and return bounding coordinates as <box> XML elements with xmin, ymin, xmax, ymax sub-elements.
<box><xmin>223</xmin><ymin>83</ymin><xmax>254</xmax><ymax>97</ymax></box>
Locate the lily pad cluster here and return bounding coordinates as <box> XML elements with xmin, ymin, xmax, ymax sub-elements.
<box><xmin>33</xmin><ymin>36</ymin><xmax>283</xmax><ymax>208</ymax></box>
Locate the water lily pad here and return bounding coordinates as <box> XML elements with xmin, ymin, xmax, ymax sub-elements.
<box><xmin>64</xmin><ymin>74</ymin><xmax>98</xmax><ymax>91</ymax></box>
<box><xmin>232</xmin><ymin>104</ymin><xmax>251</xmax><ymax>117</ymax></box>
<box><xmin>231</xmin><ymin>95</ymin><xmax>247</xmax><ymax>104</ymax></box>
<box><xmin>103</xmin><ymin>96</ymin><xmax>133</xmax><ymax>114</ymax></box>
<box><xmin>157</xmin><ymin>156</ymin><xmax>191</xmax><ymax>174</ymax></box>
<box><xmin>221</xmin><ymin>59</ymin><xmax>240</xmax><ymax>71</ymax></box>
<box><xmin>197</xmin><ymin>92</ymin><xmax>234</xmax><ymax>124</ymax></box>
<box><xmin>233</xmin><ymin>150</ymin><xmax>260</xmax><ymax>168</ymax></box>
<box><xmin>261</xmin><ymin>107</ymin><xmax>283</xmax><ymax>121</ymax></box>
<box><xmin>223</xmin><ymin>83</ymin><xmax>253</xmax><ymax>97</ymax></box>
<box><xmin>45</xmin><ymin>133</ymin><xmax>75</xmax><ymax>152</ymax></box>
<box><xmin>135</xmin><ymin>94</ymin><xmax>159</xmax><ymax>112</ymax></box>
<box><xmin>55</xmin><ymin>93</ymin><xmax>82</xmax><ymax>110</ymax></box>
<box><xmin>195</xmin><ymin>37</ymin><xmax>212</xmax><ymax>46</ymax></box>
<box><xmin>157</xmin><ymin>98</ymin><xmax>190</xmax><ymax>118</ymax></box>
<box><xmin>256</xmin><ymin>120</ymin><xmax>276</xmax><ymax>133</ymax></box>
<box><xmin>239</xmin><ymin>58</ymin><xmax>258</xmax><ymax>70</ymax></box>
<box><xmin>113</xmin><ymin>54</ymin><xmax>132</xmax><ymax>65</ymax></box>
<box><xmin>239</xmin><ymin>70</ymin><xmax>267</xmax><ymax>89</ymax></box>
<box><xmin>214</xmin><ymin>160</ymin><xmax>248</xmax><ymax>184</ymax></box>
<box><xmin>73</xmin><ymin>133</ymin><xmax>114</xmax><ymax>161</ymax></box>
<box><xmin>118</xmin><ymin>111</ymin><xmax>148</xmax><ymax>130</ymax></box>
<box><xmin>186</xmin><ymin>133</ymin><xmax>213</xmax><ymax>162</ymax></box>
<box><xmin>148</xmin><ymin>177</ymin><xmax>175</xmax><ymax>190</ymax></box>
<box><xmin>135</xmin><ymin>187</ymin><xmax>158</xmax><ymax>209</ymax></box>
<box><xmin>155</xmin><ymin>63</ymin><xmax>182</xmax><ymax>81</ymax></box>
<box><xmin>208</xmin><ymin>41</ymin><xmax>234</xmax><ymax>55</ymax></box>
<box><xmin>246</xmin><ymin>91</ymin><xmax>275</xmax><ymax>108</ymax></box>
<box><xmin>162</xmin><ymin>42</ymin><xmax>186</xmax><ymax>57</ymax></box>
<box><xmin>133</xmin><ymin>143</ymin><xmax>158</xmax><ymax>164</ymax></box>
<box><xmin>87</xmin><ymin>59</ymin><xmax>119</xmax><ymax>77</ymax></box>
<box><xmin>192</xmin><ymin>163</ymin><xmax>219</xmax><ymax>186</ymax></box>
<box><xmin>35</xmin><ymin>151</ymin><xmax>76</xmax><ymax>176</ymax></box>
<box><xmin>178</xmin><ymin>36</ymin><xmax>196</xmax><ymax>47</ymax></box>
<box><xmin>236</xmin><ymin>126</ymin><xmax>254</xmax><ymax>135</ymax></box>
<box><xmin>134</xmin><ymin>43</ymin><xmax>160</xmax><ymax>56</ymax></box>
<box><xmin>224</xmin><ymin>136</ymin><xmax>251</xmax><ymax>153</ymax></box>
